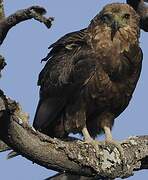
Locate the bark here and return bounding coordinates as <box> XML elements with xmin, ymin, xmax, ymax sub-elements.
<box><xmin>0</xmin><ymin>5</ymin><xmax>54</xmax><ymax>45</ymax></box>
<box><xmin>0</xmin><ymin>1</ymin><xmax>148</xmax><ymax>180</ymax></box>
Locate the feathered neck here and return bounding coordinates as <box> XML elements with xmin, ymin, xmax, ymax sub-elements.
<box><xmin>86</xmin><ymin>22</ymin><xmax>140</xmax><ymax>55</ymax></box>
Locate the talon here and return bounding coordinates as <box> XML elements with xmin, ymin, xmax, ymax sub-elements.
<box><xmin>103</xmin><ymin>126</ymin><xmax>126</xmax><ymax>171</ymax></box>
<box><xmin>83</xmin><ymin>139</ymin><xmax>101</xmax><ymax>154</ymax></box>
<box><xmin>82</xmin><ymin>126</ymin><xmax>100</xmax><ymax>153</ymax></box>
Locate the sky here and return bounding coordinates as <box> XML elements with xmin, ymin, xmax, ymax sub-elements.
<box><xmin>0</xmin><ymin>0</ymin><xmax>147</xmax><ymax>179</ymax></box>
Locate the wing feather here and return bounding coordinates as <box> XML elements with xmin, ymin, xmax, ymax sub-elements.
<box><xmin>33</xmin><ymin>29</ymin><xmax>96</xmax><ymax>133</ymax></box>
<box><xmin>41</xmin><ymin>28</ymin><xmax>87</xmax><ymax>62</ymax></box>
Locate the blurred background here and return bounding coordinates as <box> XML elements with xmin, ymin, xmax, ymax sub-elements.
<box><xmin>0</xmin><ymin>0</ymin><xmax>147</xmax><ymax>179</ymax></box>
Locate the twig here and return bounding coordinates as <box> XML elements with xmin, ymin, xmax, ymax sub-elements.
<box><xmin>0</xmin><ymin>5</ymin><xmax>54</xmax><ymax>45</ymax></box>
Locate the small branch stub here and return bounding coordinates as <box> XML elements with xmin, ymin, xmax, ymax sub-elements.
<box><xmin>0</xmin><ymin>5</ymin><xmax>54</xmax><ymax>45</ymax></box>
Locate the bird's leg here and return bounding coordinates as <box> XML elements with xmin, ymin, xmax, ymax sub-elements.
<box><xmin>82</xmin><ymin>126</ymin><xmax>93</xmax><ymax>142</ymax></box>
<box><xmin>104</xmin><ymin>125</ymin><xmax>113</xmax><ymax>142</ymax></box>
<box><xmin>82</xmin><ymin>126</ymin><xmax>100</xmax><ymax>152</ymax></box>
<box><xmin>104</xmin><ymin>125</ymin><xmax>123</xmax><ymax>153</ymax></box>
<box><xmin>99</xmin><ymin>113</ymin><xmax>124</xmax><ymax>158</ymax></box>
<box><xmin>103</xmin><ymin>126</ymin><xmax>125</xmax><ymax>168</ymax></box>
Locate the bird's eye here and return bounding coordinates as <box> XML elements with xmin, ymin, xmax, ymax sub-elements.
<box><xmin>123</xmin><ymin>13</ymin><xmax>130</xmax><ymax>19</ymax></box>
<box><xmin>100</xmin><ymin>14</ymin><xmax>112</xmax><ymax>22</ymax></box>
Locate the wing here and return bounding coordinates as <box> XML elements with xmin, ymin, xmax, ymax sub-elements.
<box><xmin>38</xmin><ymin>28</ymin><xmax>89</xmax><ymax>96</ymax></box>
<box><xmin>33</xmin><ymin>28</ymin><xmax>96</xmax><ymax>132</ymax></box>
<box><xmin>41</xmin><ymin>28</ymin><xmax>87</xmax><ymax>62</ymax></box>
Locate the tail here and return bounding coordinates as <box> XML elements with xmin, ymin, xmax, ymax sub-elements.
<box><xmin>33</xmin><ymin>97</ymin><xmax>66</xmax><ymax>135</ymax></box>
<box><xmin>33</xmin><ymin>98</ymin><xmax>53</xmax><ymax>131</ymax></box>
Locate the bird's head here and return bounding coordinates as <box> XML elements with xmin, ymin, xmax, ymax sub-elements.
<box><xmin>90</xmin><ymin>3</ymin><xmax>140</xmax><ymax>40</ymax></box>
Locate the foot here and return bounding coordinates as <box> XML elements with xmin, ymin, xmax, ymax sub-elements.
<box><xmin>105</xmin><ymin>139</ymin><xmax>126</xmax><ymax>171</ymax></box>
<box><xmin>103</xmin><ymin>126</ymin><xmax>126</xmax><ymax>171</ymax></box>
<box><xmin>83</xmin><ymin>138</ymin><xmax>101</xmax><ymax>154</ymax></box>
<box><xmin>105</xmin><ymin>138</ymin><xmax>124</xmax><ymax>157</ymax></box>
<box><xmin>82</xmin><ymin>127</ymin><xmax>100</xmax><ymax>153</ymax></box>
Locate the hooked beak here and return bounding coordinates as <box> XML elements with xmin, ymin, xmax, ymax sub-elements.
<box><xmin>111</xmin><ymin>20</ymin><xmax>120</xmax><ymax>40</ymax></box>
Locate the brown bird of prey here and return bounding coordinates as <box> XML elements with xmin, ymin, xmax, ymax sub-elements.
<box><xmin>33</xmin><ymin>3</ymin><xmax>142</xmax><ymax>145</ymax></box>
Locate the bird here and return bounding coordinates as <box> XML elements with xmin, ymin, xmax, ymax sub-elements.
<box><xmin>33</xmin><ymin>3</ymin><xmax>143</xmax><ymax>146</ymax></box>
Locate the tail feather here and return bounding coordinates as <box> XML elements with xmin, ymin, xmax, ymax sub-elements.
<box><xmin>33</xmin><ymin>97</ymin><xmax>65</xmax><ymax>134</ymax></box>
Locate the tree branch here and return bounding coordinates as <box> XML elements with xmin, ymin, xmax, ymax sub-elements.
<box><xmin>0</xmin><ymin>5</ymin><xmax>54</xmax><ymax>45</ymax></box>
<box><xmin>127</xmin><ymin>0</ymin><xmax>148</xmax><ymax>31</ymax></box>
<box><xmin>0</xmin><ymin>93</ymin><xmax>147</xmax><ymax>179</ymax></box>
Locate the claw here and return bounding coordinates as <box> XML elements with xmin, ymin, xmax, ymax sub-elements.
<box><xmin>105</xmin><ymin>139</ymin><xmax>126</xmax><ymax>171</ymax></box>
<box><xmin>103</xmin><ymin>126</ymin><xmax>126</xmax><ymax>171</ymax></box>
<box><xmin>81</xmin><ymin>125</ymin><xmax>126</xmax><ymax>171</ymax></box>
<box><xmin>83</xmin><ymin>139</ymin><xmax>101</xmax><ymax>154</ymax></box>
<box><xmin>82</xmin><ymin>126</ymin><xmax>100</xmax><ymax>153</ymax></box>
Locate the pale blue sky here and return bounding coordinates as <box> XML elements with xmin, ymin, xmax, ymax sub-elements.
<box><xmin>0</xmin><ymin>0</ymin><xmax>147</xmax><ymax>179</ymax></box>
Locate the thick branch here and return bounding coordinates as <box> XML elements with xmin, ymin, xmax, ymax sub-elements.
<box><xmin>0</xmin><ymin>93</ymin><xmax>147</xmax><ymax>179</ymax></box>
<box><xmin>0</xmin><ymin>6</ymin><xmax>54</xmax><ymax>45</ymax></box>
